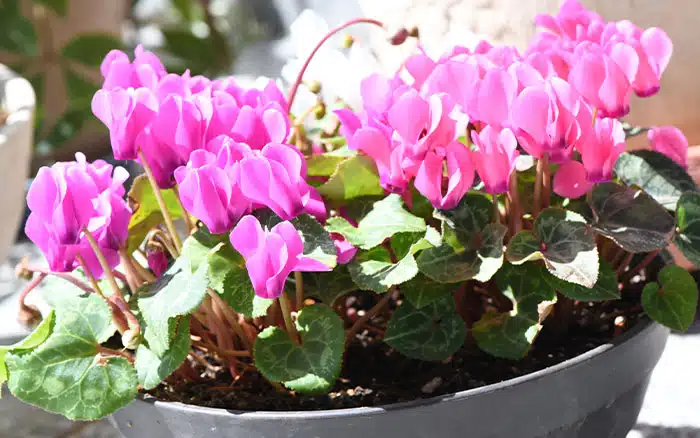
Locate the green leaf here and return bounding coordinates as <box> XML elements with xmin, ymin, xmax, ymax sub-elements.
<box><xmin>317</xmin><ymin>155</ymin><xmax>384</xmax><ymax>201</ymax></box>
<box><xmin>306</xmin><ymin>154</ymin><xmax>347</xmax><ymax>177</ymax></box>
<box><xmin>254</xmin><ymin>304</ymin><xmax>344</xmax><ymax>393</ymax></box>
<box><xmin>217</xmin><ymin>261</ymin><xmax>272</xmax><ymax>318</ymax></box>
<box><xmin>293</xmin><ymin>214</ymin><xmax>338</xmax><ymax>268</ymax></box>
<box><xmin>642</xmin><ymin>265</ymin><xmax>698</xmax><ymax>331</ymax></box>
<box><xmin>162</xmin><ymin>29</ymin><xmax>217</xmax><ymax>75</ymax></box>
<box><xmin>417</xmin><ymin>223</ymin><xmax>506</xmax><ymax>283</ymax></box>
<box><xmin>614</xmin><ymin>150</ymin><xmax>697</xmax><ymax>209</ymax></box>
<box><xmin>6</xmin><ymin>283</ymin><xmax>137</xmax><ymax>420</ymax></box>
<box><xmin>0</xmin><ymin>5</ymin><xmax>37</xmax><ymax>55</ymax></box>
<box><xmin>172</xmin><ymin>0</ymin><xmax>194</xmax><ymax>22</ymax></box>
<box><xmin>61</xmin><ymin>33</ymin><xmax>123</xmax><ymax>67</ymax></box>
<box><xmin>36</xmin><ymin>0</ymin><xmax>67</xmax><ymax>15</ymax></box>
<box><xmin>472</xmin><ymin>312</ymin><xmax>542</xmax><ymax>360</ymax></box>
<box><xmin>545</xmin><ymin>260</ymin><xmax>620</xmax><ymax>301</ymax></box>
<box><xmin>135</xmin><ymin>316</ymin><xmax>190</xmax><ymax>390</ymax></box>
<box><xmin>0</xmin><ymin>310</ymin><xmax>55</xmax><ymax>390</ymax></box>
<box><xmin>434</xmin><ymin>193</ymin><xmax>493</xmax><ymax>245</ymax></box>
<box><xmin>304</xmin><ymin>266</ymin><xmax>357</xmax><ymax>306</ymax></box>
<box><xmin>384</xmin><ymin>296</ymin><xmax>465</xmax><ymax>361</ymax></box>
<box><xmin>138</xmin><ymin>255</ymin><xmax>209</xmax><ymax>356</ymax></box>
<box><xmin>401</xmin><ymin>275</ymin><xmax>457</xmax><ymax>309</ymax></box>
<box><xmin>326</xmin><ymin>194</ymin><xmax>426</xmax><ymax>249</ymax></box>
<box><xmin>347</xmin><ymin>228</ymin><xmax>438</xmax><ymax>292</ymax></box>
<box><xmin>126</xmin><ymin>175</ymin><xmax>184</xmax><ymax>252</ymax></box>
<box><xmin>590</xmin><ymin>182</ymin><xmax>675</xmax><ymax>253</ymax></box>
<box><xmin>507</xmin><ymin>208</ymin><xmax>598</xmax><ymax>287</ymax></box>
<box><xmin>473</xmin><ymin>263</ymin><xmax>558</xmax><ymax>360</ymax></box>
<box><xmin>675</xmin><ymin>192</ymin><xmax>700</xmax><ymax>266</ymax></box>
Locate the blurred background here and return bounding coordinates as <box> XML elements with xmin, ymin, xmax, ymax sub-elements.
<box><xmin>0</xmin><ymin>0</ymin><xmax>698</xmax><ymax>436</ymax></box>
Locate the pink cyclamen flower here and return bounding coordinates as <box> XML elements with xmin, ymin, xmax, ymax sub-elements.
<box><xmin>553</xmin><ymin>160</ymin><xmax>592</xmax><ymax>199</ymax></box>
<box><xmin>577</xmin><ymin>118</ymin><xmax>626</xmax><ymax>182</ymax></box>
<box><xmin>230</xmin><ymin>215</ymin><xmax>330</xmax><ymax>299</ymax></box>
<box><xmin>91</xmin><ymin>87</ymin><xmax>158</xmax><ymax>160</ymax></box>
<box><xmin>25</xmin><ymin>153</ymin><xmax>131</xmax><ymax>278</ymax></box>
<box><xmin>414</xmin><ymin>141</ymin><xmax>475</xmax><ymax>210</ymax></box>
<box><xmin>511</xmin><ymin>77</ymin><xmax>592</xmax><ymax>163</ymax></box>
<box><xmin>174</xmin><ymin>149</ymin><xmax>250</xmax><ymax>235</ymax></box>
<box><xmin>239</xmin><ymin>143</ymin><xmax>326</xmax><ymax>220</ymax></box>
<box><xmin>332</xmin><ymin>234</ymin><xmax>358</xmax><ymax>264</ymax></box>
<box><xmin>648</xmin><ymin>126</ymin><xmax>689</xmax><ymax>169</ymax></box>
<box><xmin>568</xmin><ymin>44</ymin><xmax>637</xmax><ymax>118</ymax></box>
<box><xmin>470</xmin><ymin>126</ymin><xmax>519</xmax><ymax>194</ymax></box>
<box><xmin>100</xmin><ymin>44</ymin><xmax>166</xmax><ymax>90</ymax></box>
<box><xmin>534</xmin><ymin>0</ymin><xmax>603</xmax><ymax>42</ymax></box>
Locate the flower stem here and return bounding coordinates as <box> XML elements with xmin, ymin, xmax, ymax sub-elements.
<box><xmin>137</xmin><ymin>149</ymin><xmax>182</xmax><ymax>255</ymax></box>
<box><xmin>346</xmin><ymin>289</ymin><xmax>394</xmax><ymax>345</ymax></box>
<box><xmin>83</xmin><ymin>228</ymin><xmax>141</xmax><ymax>336</ymax></box>
<box><xmin>294</xmin><ymin>271</ymin><xmax>305</xmax><ymax>311</ymax></box>
<box><xmin>534</xmin><ymin>157</ymin><xmax>544</xmax><ymax>216</ymax></box>
<box><xmin>128</xmin><ymin>253</ymin><xmax>157</xmax><ymax>283</ymax></box>
<box><xmin>22</xmin><ymin>264</ymin><xmax>93</xmax><ymax>293</ymax></box>
<box><xmin>615</xmin><ymin>252</ymin><xmax>635</xmax><ymax>277</ymax></box>
<box><xmin>492</xmin><ymin>194</ymin><xmax>501</xmax><ymax>224</ymax></box>
<box><xmin>622</xmin><ymin>250</ymin><xmax>660</xmax><ymax>283</ymax></box>
<box><xmin>18</xmin><ymin>272</ymin><xmax>46</xmax><ymax>314</ymax></box>
<box><xmin>76</xmin><ymin>254</ymin><xmax>105</xmax><ymax>297</ymax></box>
<box><xmin>286</xmin><ymin>17</ymin><xmax>386</xmax><ymax>112</ymax></box>
<box><xmin>541</xmin><ymin>153</ymin><xmax>551</xmax><ymax>209</ymax></box>
<box><xmin>118</xmin><ymin>249</ymin><xmax>143</xmax><ymax>293</ymax></box>
<box><xmin>507</xmin><ymin>171</ymin><xmax>522</xmax><ymax>236</ymax></box>
<box><xmin>278</xmin><ymin>294</ymin><xmax>300</xmax><ymax>344</ymax></box>
<box><xmin>208</xmin><ymin>290</ymin><xmax>253</xmax><ymax>353</ymax></box>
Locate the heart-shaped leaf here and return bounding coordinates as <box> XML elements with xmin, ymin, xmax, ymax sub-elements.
<box><xmin>589</xmin><ymin>182</ymin><xmax>675</xmax><ymax>253</ymax></box>
<box><xmin>417</xmin><ymin>223</ymin><xmax>506</xmax><ymax>283</ymax></box>
<box><xmin>472</xmin><ymin>312</ymin><xmax>542</xmax><ymax>360</ymax></box>
<box><xmin>254</xmin><ymin>304</ymin><xmax>344</xmax><ymax>393</ymax></box>
<box><xmin>675</xmin><ymin>192</ymin><xmax>700</xmax><ymax>266</ymax></box>
<box><xmin>137</xmin><ymin>254</ymin><xmax>210</xmax><ymax>356</ymax></box>
<box><xmin>545</xmin><ymin>260</ymin><xmax>620</xmax><ymax>301</ymax></box>
<box><xmin>384</xmin><ymin>296</ymin><xmax>466</xmax><ymax>361</ymax></box>
<box><xmin>402</xmin><ymin>275</ymin><xmax>457</xmax><ymax>309</ymax></box>
<box><xmin>614</xmin><ymin>150</ymin><xmax>697</xmax><ymax>209</ymax></box>
<box><xmin>6</xmin><ymin>281</ymin><xmax>137</xmax><ymax>420</ymax></box>
<box><xmin>306</xmin><ymin>154</ymin><xmax>347</xmax><ymax>177</ymax></box>
<box><xmin>317</xmin><ymin>155</ymin><xmax>384</xmax><ymax>201</ymax></box>
<box><xmin>474</xmin><ymin>263</ymin><xmax>558</xmax><ymax>359</ymax></box>
<box><xmin>304</xmin><ymin>266</ymin><xmax>358</xmax><ymax>306</ymax></box>
<box><xmin>126</xmin><ymin>175</ymin><xmax>184</xmax><ymax>252</ymax></box>
<box><xmin>135</xmin><ymin>316</ymin><xmax>190</xmax><ymax>390</ymax></box>
<box><xmin>642</xmin><ymin>265</ymin><xmax>698</xmax><ymax>331</ymax></box>
<box><xmin>292</xmin><ymin>214</ymin><xmax>338</xmax><ymax>268</ymax></box>
<box><xmin>348</xmin><ymin>228</ymin><xmax>438</xmax><ymax>292</ymax></box>
<box><xmin>326</xmin><ymin>194</ymin><xmax>426</xmax><ymax>249</ymax></box>
<box><xmin>434</xmin><ymin>193</ymin><xmax>493</xmax><ymax>245</ymax></box>
<box><xmin>0</xmin><ymin>310</ymin><xmax>55</xmax><ymax>390</ymax></box>
<box><xmin>507</xmin><ymin>208</ymin><xmax>598</xmax><ymax>287</ymax></box>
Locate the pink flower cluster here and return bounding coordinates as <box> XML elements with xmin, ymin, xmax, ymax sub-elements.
<box><xmin>25</xmin><ymin>153</ymin><xmax>131</xmax><ymax>278</ymax></box>
<box><xmin>336</xmin><ymin>0</ymin><xmax>685</xmax><ymax>203</ymax></box>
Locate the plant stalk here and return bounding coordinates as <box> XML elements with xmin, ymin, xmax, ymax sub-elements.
<box><xmin>541</xmin><ymin>153</ymin><xmax>551</xmax><ymax>209</ymax></box>
<box><xmin>622</xmin><ymin>250</ymin><xmax>660</xmax><ymax>283</ymax></box>
<box><xmin>346</xmin><ymin>290</ymin><xmax>394</xmax><ymax>345</ymax></box>
<box><xmin>137</xmin><ymin>149</ymin><xmax>182</xmax><ymax>255</ymax></box>
<box><xmin>507</xmin><ymin>170</ymin><xmax>522</xmax><ymax>236</ymax></box>
<box><xmin>294</xmin><ymin>271</ymin><xmax>305</xmax><ymax>311</ymax></box>
<box><xmin>278</xmin><ymin>294</ymin><xmax>300</xmax><ymax>344</ymax></box>
<box><xmin>615</xmin><ymin>252</ymin><xmax>635</xmax><ymax>277</ymax></box>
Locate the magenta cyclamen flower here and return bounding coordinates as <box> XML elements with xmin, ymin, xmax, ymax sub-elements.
<box><xmin>577</xmin><ymin>118</ymin><xmax>625</xmax><ymax>182</ymax></box>
<box><xmin>230</xmin><ymin>215</ymin><xmax>330</xmax><ymax>299</ymax></box>
<box><xmin>648</xmin><ymin>126</ymin><xmax>689</xmax><ymax>169</ymax></box>
<box><xmin>25</xmin><ymin>153</ymin><xmax>131</xmax><ymax>278</ymax></box>
<box><xmin>92</xmin><ymin>87</ymin><xmax>158</xmax><ymax>160</ymax></box>
<box><xmin>239</xmin><ymin>143</ymin><xmax>326</xmax><ymax>220</ymax></box>
<box><xmin>553</xmin><ymin>160</ymin><xmax>593</xmax><ymax>199</ymax></box>
<box><xmin>146</xmin><ymin>247</ymin><xmax>169</xmax><ymax>277</ymax></box>
<box><xmin>511</xmin><ymin>77</ymin><xmax>592</xmax><ymax>163</ymax></box>
<box><xmin>174</xmin><ymin>149</ymin><xmax>250</xmax><ymax>235</ymax></box>
<box><xmin>414</xmin><ymin>141</ymin><xmax>475</xmax><ymax>210</ymax></box>
<box><xmin>100</xmin><ymin>44</ymin><xmax>166</xmax><ymax>90</ymax></box>
<box><xmin>470</xmin><ymin>126</ymin><xmax>519</xmax><ymax>194</ymax></box>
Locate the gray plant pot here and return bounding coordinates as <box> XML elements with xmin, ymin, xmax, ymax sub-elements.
<box><xmin>111</xmin><ymin>319</ymin><xmax>668</xmax><ymax>438</ymax></box>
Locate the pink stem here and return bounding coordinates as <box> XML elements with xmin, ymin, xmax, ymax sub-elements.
<box><xmin>25</xmin><ymin>266</ymin><xmax>93</xmax><ymax>293</ymax></box>
<box><xmin>19</xmin><ymin>272</ymin><xmax>47</xmax><ymax>309</ymax></box>
<box><xmin>286</xmin><ymin>17</ymin><xmax>386</xmax><ymax>112</ymax></box>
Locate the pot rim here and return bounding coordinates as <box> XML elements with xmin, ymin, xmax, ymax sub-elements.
<box><xmin>138</xmin><ymin>317</ymin><xmax>661</xmax><ymax>420</ymax></box>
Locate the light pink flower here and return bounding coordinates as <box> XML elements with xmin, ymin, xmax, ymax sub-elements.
<box><xmin>577</xmin><ymin>118</ymin><xmax>626</xmax><ymax>182</ymax></box>
<box><xmin>414</xmin><ymin>141</ymin><xmax>475</xmax><ymax>210</ymax></box>
<box><xmin>553</xmin><ymin>160</ymin><xmax>592</xmax><ymax>199</ymax></box>
<box><xmin>470</xmin><ymin>126</ymin><xmax>519</xmax><ymax>194</ymax></box>
<box><xmin>648</xmin><ymin>126</ymin><xmax>689</xmax><ymax>169</ymax></box>
<box><xmin>230</xmin><ymin>215</ymin><xmax>330</xmax><ymax>299</ymax></box>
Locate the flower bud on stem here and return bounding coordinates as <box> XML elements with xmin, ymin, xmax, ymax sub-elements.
<box><xmin>138</xmin><ymin>149</ymin><xmax>182</xmax><ymax>255</ymax></box>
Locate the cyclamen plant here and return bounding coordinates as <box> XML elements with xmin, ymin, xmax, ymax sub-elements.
<box><xmin>4</xmin><ymin>0</ymin><xmax>700</xmax><ymax>421</ymax></box>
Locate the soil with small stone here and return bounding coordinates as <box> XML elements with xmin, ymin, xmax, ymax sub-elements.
<box><xmin>148</xmin><ymin>289</ymin><xmax>646</xmax><ymax>412</ymax></box>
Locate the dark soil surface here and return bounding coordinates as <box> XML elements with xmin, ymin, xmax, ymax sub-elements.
<box><xmin>148</xmin><ymin>295</ymin><xmax>645</xmax><ymax>412</ymax></box>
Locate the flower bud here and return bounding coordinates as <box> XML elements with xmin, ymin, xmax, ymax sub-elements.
<box><xmin>314</xmin><ymin>102</ymin><xmax>327</xmax><ymax>120</ymax></box>
<box><xmin>307</xmin><ymin>80</ymin><xmax>322</xmax><ymax>94</ymax></box>
<box><xmin>388</xmin><ymin>28</ymin><xmax>410</xmax><ymax>46</ymax></box>
<box><xmin>342</xmin><ymin>34</ymin><xmax>355</xmax><ymax>48</ymax></box>
<box><xmin>121</xmin><ymin>329</ymin><xmax>141</xmax><ymax>350</ymax></box>
<box><xmin>15</xmin><ymin>258</ymin><xmax>33</xmax><ymax>281</ymax></box>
